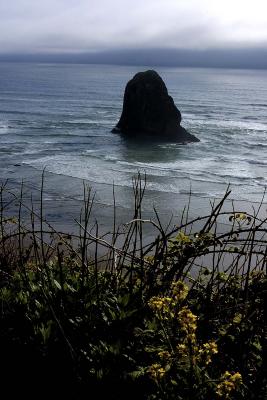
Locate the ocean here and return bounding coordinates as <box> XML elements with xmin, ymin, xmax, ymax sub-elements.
<box><xmin>0</xmin><ymin>62</ymin><xmax>266</xmax><ymax>231</ymax></box>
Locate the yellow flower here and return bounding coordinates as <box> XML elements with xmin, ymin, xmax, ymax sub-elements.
<box><xmin>187</xmin><ymin>333</ymin><xmax>197</xmax><ymax>343</ymax></box>
<box><xmin>234</xmin><ymin>212</ymin><xmax>247</xmax><ymax>221</ymax></box>
<box><xmin>233</xmin><ymin>313</ymin><xmax>242</xmax><ymax>324</ymax></box>
<box><xmin>178</xmin><ymin>307</ymin><xmax>197</xmax><ymax>337</ymax></box>
<box><xmin>175</xmin><ymin>231</ymin><xmax>192</xmax><ymax>244</ymax></box>
<box><xmin>197</xmin><ymin>341</ymin><xmax>218</xmax><ymax>365</ymax></box>
<box><xmin>145</xmin><ymin>255</ymin><xmax>154</xmax><ymax>265</ymax></box>
<box><xmin>148</xmin><ymin>296</ymin><xmax>173</xmax><ymax>319</ymax></box>
<box><xmin>203</xmin><ymin>341</ymin><xmax>218</xmax><ymax>354</ymax></box>
<box><xmin>176</xmin><ymin>343</ymin><xmax>188</xmax><ymax>356</ymax></box>
<box><xmin>147</xmin><ymin>363</ymin><xmax>166</xmax><ymax>381</ymax></box>
<box><xmin>230</xmin><ymin>372</ymin><xmax>242</xmax><ymax>383</ymax></box>
<box><xmin>216</xmin><ymin>371</ymin><xmax>243</xmax><ymax>398</ymax></box>
<box><xmin>171</xmin><ymin>281</ymin><xmax>189</xmax><ymax>301</ymax></box>
<box><xmin>158</xmin><ymin>350</ymin><xmax>171</xmax><ymax>362</ymax></box>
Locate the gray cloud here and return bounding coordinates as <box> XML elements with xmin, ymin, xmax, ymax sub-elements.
<box><xmin>0</xmin><ymin>0</ymin><xmax>267</xmax><ymax>53</ymax></box>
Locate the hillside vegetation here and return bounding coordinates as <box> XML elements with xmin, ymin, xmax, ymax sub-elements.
<box><xmin>0</xmin><ymin>176</ymin><xmax>266</xmax><ymax>399</ymax></box>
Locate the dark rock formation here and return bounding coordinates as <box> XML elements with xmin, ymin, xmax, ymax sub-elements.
<box><xmin>112</xmin><ymin>70</ymin><xmax>199</xmax><ymax>143</ymax></box>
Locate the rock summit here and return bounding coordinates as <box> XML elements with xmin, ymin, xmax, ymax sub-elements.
<box><xmin>112</xmin><ymin>70</ymin><xmax>199</xmax><ymax>143</ymax></box>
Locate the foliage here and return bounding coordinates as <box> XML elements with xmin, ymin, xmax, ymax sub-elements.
<box><xmin>0</xmin><ymin>176</ymin><xmax>266</xmax><ymax>399</ymax></box>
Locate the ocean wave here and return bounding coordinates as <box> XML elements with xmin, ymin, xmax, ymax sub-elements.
<box><xmin>0</xmin><ymin>109</ymin><xmax>53</xmax><ymax>117</ymax></box>
<box><xmin>8</xmin><ymin>120</ymin><xmax>113</xmax><ymax>130</ymax></box>
<box><xmin>22</xmin><ymin>152</ymin><xmax>264</xmax><ymax>199</ymax></box>
<box><xmin>184</xmin><ymin>117</ymin><xmax>267</xmax><ymax>132</ymax></box>
<box><xmin>22</xmin><ymin>160</ymin><xmax>217</xmax><ymax>198</ymax></box>
<box><xmin>247</xmin><ymin>103</ymin><xmax>267</xmax><ymax>108</ymax></box>
<box><xmin>25</xmin><ymin>160</ymin><xmax>263</xmax><ymax>203</ymax></box>
<box><xmin>243</xmin><ymin>141</ymin><xmax>267</xmax><ymax>149</ymax></box>
<box><xmin>81</xmin><ymin>152</ymin><xmax>121</xmax><ymax>162</ymax></box>
<box><xmin>77</xmin><ymin>153</ymin><xmax>266</xmax><ymax>186</ymax></box>
<box><xmin>41</xmin><ymin>132</ymin><xmax>111</xmax><ymax>138</ymax></box>
<box><xmin>0</xmin><ymin>124</ymin><xmax>10</xmax><ymax>134</ymax></box>
<box><xmin>233</xmin><ymin>157</ymin><xmax>267</xmax><ymax>166</ymax></box>
<box><xmin>60</xmin><ymin>119</ymin><xmax>115</xmax><ymax>126</ymax></box>
<box><xmin>247</xmin><ymin>159</ymin><xmax>267</xmax><ymax>166</ymax></box>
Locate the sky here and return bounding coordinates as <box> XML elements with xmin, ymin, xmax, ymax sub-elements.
<box><xmin>0</xmin><ymin>0</ymin><xmax>267</xmax><ymax>68</ymax></box>
<box><xmin>0</xmin><ymin>0</ymin><xmax>267</xmax><ymax>54</ymax></box>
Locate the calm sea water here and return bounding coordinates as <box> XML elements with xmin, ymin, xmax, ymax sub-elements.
<box><xmin>0</xmin><ymin>62</ymin><xmax>267</xmax><ymax>225</ymax></box>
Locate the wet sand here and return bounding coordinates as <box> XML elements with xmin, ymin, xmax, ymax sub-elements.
<box><xmin>1</xmin><ymin>164</ymin><xmax>266</xmax><ymax>256</ymax></box>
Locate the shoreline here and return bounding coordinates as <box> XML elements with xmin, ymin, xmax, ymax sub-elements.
<box><xmin>1</xmin><ymin>164</ymin><xmax>266</xmax><ymax>258</ymax></box>
<box><xmin>2</xmin><ymin>164</ymin><xmax>267</xmax><ymax>226</ymax></box>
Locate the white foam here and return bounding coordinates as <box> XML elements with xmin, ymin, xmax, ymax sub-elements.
<box><xmin>0</xmin><ymin>123</ymin><xmax>9</xmax><ymax>134</ymax></box>
<box><xmin>184</xmin><ymin>116</ymin><xmax>267</xmax><ymax>132</ymax></box>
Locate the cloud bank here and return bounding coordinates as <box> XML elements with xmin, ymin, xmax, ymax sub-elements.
<box><xmin>0</xmin><ymin>0</ymin><xmax>267</xmax><ymax>54</ymax></box>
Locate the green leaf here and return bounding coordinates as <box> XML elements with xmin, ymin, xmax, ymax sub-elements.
<box><xmin>129</xmin><ymin>368</ymin><xmax>145</xmax><ymax>380</ymax></box>
<box><xmin>53</xmin><ymin>279</ymin><xmax>62</xmax><ymax>290</ymax></box>
<box><xmin>64</xmin><ymin>282</ymin><xmax>76</xmax><ymax>293</ymax></box>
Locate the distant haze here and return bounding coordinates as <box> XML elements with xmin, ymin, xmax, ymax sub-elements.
<box><xmin>0</xmin><ymin>0</ymin><xmax>267</xmax><ymax>68</ymax></box>
<box><xmin>1</xmin><ymin>48</ymin><xmax>267</xmax><ymax>69</ymax></box>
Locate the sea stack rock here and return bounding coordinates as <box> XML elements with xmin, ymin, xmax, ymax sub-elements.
<box><xmin>112</xmin><ymin>70</ymin><xmax>199</xmax><ymax>143</ymax></box>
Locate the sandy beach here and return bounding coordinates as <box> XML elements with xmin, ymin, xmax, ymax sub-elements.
<box><xmin>2</xmin><ymin>163</ymin><xmax>266</xmax><ymax>257</ymax></box>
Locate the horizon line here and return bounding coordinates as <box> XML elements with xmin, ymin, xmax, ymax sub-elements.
<box><xmin>0</xmin><ymin>47</ymin><xmax>267</xmax><ymax>69</ymax></box>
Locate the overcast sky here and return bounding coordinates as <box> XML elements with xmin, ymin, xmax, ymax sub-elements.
<box><xmin>0</xmin><ymin>0</ymin><xmax>267</xmax><ymax>54</ymax></box>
